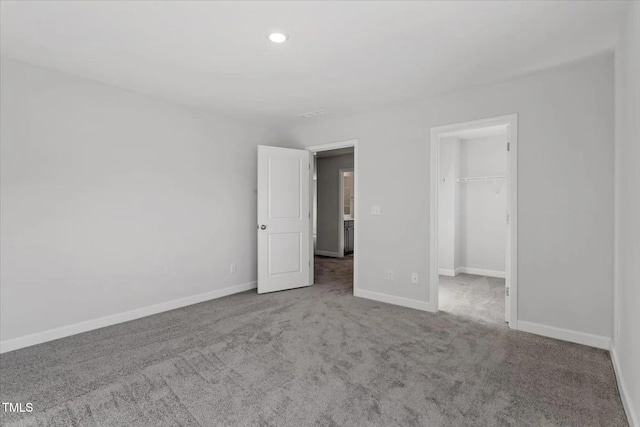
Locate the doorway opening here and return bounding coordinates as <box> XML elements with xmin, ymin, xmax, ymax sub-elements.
<box><xmin>308</xmin><ymin>140</ymin><xmax>358</xmax><ymax>295</ymax></box>
<box><xmin>429</xmin><ymin>115</ymin><xmax>518</xmax><ymax>328</ymax></box>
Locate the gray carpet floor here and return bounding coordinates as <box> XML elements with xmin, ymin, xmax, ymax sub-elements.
<box><xmin>439</xmin><ymin>274</ymin><xmax>506</xmax><ymax>325</ymax></box>
<box><xmin>0</xmin><ymin>256</ymin><xmax>628</xmax><ymax>426</ymax></box>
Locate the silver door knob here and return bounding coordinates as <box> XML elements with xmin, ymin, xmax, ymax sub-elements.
<box><xmin>260</xmin><ymin>225</ymin><xmax>267</xmax><ymax>230</ymax></box>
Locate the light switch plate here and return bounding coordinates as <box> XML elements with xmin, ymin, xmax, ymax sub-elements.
<box><xmin>371</xmin><ymin>205</ymin><xmax>381</xmax><ymax>215</ymax></box>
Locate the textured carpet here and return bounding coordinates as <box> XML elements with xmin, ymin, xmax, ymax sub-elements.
<box><xmin>0</xmin><ymin>256</ymin><xmax>628</xmax><ymax>426</ymax></box>
<box><xmin>439</xmin><ymin>274</ymin><xmax>506</xmax><ymax>325</ymax></box>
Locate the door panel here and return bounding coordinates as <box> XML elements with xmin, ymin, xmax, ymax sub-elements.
<box><xmin>268</xmin><ymin>232</ymin><xmax>301</xmax><ymax>275</ymax></box>
<box><xmin>258</xmin><ymin>146</ymin><xmax>311</xmax><ymax>294</ymax></box>
<box><xmin>268</xmin><ymin>156</ymin><xmax>302</xmax><ymax>219</ymax></box>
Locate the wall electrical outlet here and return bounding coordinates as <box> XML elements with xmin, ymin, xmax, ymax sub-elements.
<box><xmin>387</xmin><ymin>269</ymin><xmax>394</xmax><ymax>280</ymax></box>
<box><xmin>371</xmin><ymin>206</ymin><xmax>381</xmax><ymax>215</ymax></box>
<box><xmin>411</xmin><ymin>273</ymin><xmax>419</xmax><ymax>284</ymax></box>
<box><xmin>230</xmin><ymin>263</ymin><xmax>237</xmax><ymax>274</ymax></box>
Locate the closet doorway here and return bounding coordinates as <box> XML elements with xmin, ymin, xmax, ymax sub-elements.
<box><xmin>429</xmin><ymin>114</ymin><xmax>518</xmax><ymax>328</ymax></box>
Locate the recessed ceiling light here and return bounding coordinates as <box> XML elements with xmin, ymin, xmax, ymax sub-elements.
<box><xmin>268</xmin><ymin>33</ymin><xmax>288</xmax><ymax>43</ymax></box>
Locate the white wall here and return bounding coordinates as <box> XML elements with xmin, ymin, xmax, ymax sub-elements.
<box><xmin>0</xmin><ymin>58</ymin><xmax>283</xmax><ymax>345</ymax></box>
<box><xmin>438</xmin><ymin>137</ymin><xmax>459</xmax><ymax>274</ymax></box>
<box><xmin>614</xmin><ymin>1</ymin><xmax>640</xmax><ymax>425</ymax></box>
<box><xmin>285</xmin><ymin>53</ymin><xmax>614</xmax><ymax>339</ymax></box>
<box><xmin>459</xmin><ymin>135</ymin><xmax>507</xmax><ymax>274</ymax></box>
<box><xmin>315</xmin><ymin>153</ymin><xmax>354</xmax><ymax>255</ymax></box>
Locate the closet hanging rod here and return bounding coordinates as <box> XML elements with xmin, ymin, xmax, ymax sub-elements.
<box><xmin>456</xmin><ymin>176</ymin><xmax>506</xmax><ymax>182</ymax></box>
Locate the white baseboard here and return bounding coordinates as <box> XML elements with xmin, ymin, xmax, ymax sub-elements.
<box><xmin>438</xmin><ymin>267</ymin><xmax>505</xmax><ymax>278</ymax></box>
<box><xmin>0</xmin><ymin>281</ymin><xmax>257</xmax><ymax>354</ymax></box>
<box><xmin>611</xmin><ymin>346</ymin><xmax>639</xmax><ymax>427</ymax></box>
<box><xmin>315</xmin><ymin>250</ymin><xmax>342</xmax><ymax>258</ymax></box>
<box><xmin>517</xmin><ymin>320</ymin><xmax>611</xmax><ymax>350</ymax></box>
<box><xmin>354</xmin><ymin>288</ymin><xmax>436</xmax><ymax>312</ymax></box>
<box><xmin>457</xmin><ymin>267</ymin><xmax>505</xmax><ymax>278</ymax></box>
<box><xmin>438</xmin><ymin>268</ymin><xmax>456</xmax><ymax>276</ymax></box>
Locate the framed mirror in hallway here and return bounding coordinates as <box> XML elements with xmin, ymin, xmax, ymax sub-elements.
<box><xmin>340</xmin><ymin>169</ymin><xmax>354</xmax><ymax>257</ymax></box>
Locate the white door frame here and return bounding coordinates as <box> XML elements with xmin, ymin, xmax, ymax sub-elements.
<box><xmin>338</xmin><ymin>168</ymin><xmax>354</xmax><ymax>257</ymax></box>
<box><xmin>306</xmin><ymin>139</ymin><xmax>359</xmax><ymax>294</ymax></box>
<box><xmin>429</xmin><ymin>114</ymin><xmax>518</xmax><ymax>328</ymax></box>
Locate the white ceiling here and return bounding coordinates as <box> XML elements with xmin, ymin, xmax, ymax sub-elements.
<box><xmin>0</xmin><ymin>1</ymin><xmax>628</xmax><ymax>128</ymax></box>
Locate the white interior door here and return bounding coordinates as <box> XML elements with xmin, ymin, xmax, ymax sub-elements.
<box><xmin>258</xmin><ymin>146</ymin><xmax>311</xmax><ymax>294</ymax></box>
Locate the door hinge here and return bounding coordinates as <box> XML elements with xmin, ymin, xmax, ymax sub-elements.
<box><xmin>506</xmin><ymin>287</ymin><xmax>510</xmax><ymax>297</ymax></box>
<box><xmin>507</xmin><ymin>142</ymin><xmax>510</xmax><ymax>152</ymax></box>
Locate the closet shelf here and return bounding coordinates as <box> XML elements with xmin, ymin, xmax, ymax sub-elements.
<box><xmin>456</xmin><ymin>176</ymin><xmax>506</xmax><ymax>182</ymax></box>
